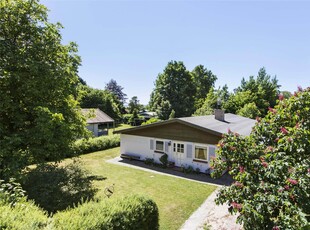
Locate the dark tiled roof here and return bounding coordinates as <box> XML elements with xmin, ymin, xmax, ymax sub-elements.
<box><xmin>115</xmin><ymin>113</ymin><xmax>255</xmax><ymax>136</ymax></box>
<box><xmin>81</xmin><ymin>108</ymin><xmax>114</xmax><ymax>124</ymax></box>
<box><xmin>178</xmin><ymin>113</ymin><xmax>256</xmax><ymax>136</ymax></box>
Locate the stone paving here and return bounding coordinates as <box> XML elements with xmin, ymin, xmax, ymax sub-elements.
<box><xmin>106</xmin><ymin>157</ymin><xmax>242</xmax><ymax>230</ymax></box>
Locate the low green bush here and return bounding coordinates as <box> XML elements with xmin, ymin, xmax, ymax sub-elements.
<box><xmin>71</xmin><ymin>134</ymin><xmax>120</xmax><ymax>156</ymax></box>
<box><xmin>144</xmin><ymin>158</ymin><xmax>155</xmax><ymax>165</ymax></box>
<box><xmin>0</xmin><ymin>199</ymin><xmax>48</xmax><ymax>230</ymax></box>
<box><xmin>22</xmin><ymin>160</ymin><xmax>97</xmax><ymax>214</ymax></box>
<box><xmin>52</xmin><ymin>195</ymin><xmax>159</xmax><ymax>230</ymax></box>
<box><xmin>159</xmin><ymin>154</ymin><xmax>168</xmax><ymax>168</ymax></box>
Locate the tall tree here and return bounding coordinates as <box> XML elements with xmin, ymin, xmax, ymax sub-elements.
<box><xmin>149</xmin><ymin>61</ymin><xmax>195</xmax><ymax>119</ymax></box>
<box><xmin>105</xmin><ymin>79</ymin><xmax>127</xmax><ymax>105</ymax></box>
<box><xmin>192</xmin><ymin>65</ymin><xmax>217</xmax><ymax>109</ymax></box>
<box><xmin>0</xmin><ymin>0</ymin><xmax>87</xmax><ymax>179</ymax></box>
<box><xmin>128</xmin><ymin>96</ymin><xmax>142</xmax><ymax>114</ymax></box>
<box><xmin>212</xmin><ymin>87</ymin><xmax>310</xmax><ymax>229</ymax></box>
<box><xmin>79</xmin><ymin>86</ymin><xmax>122</xmax><ymax>120</ymax></box>
<box><xmin>224</xmin><ymin>68</ymin><xmax>280</xmax><ymax>117</ymax></box>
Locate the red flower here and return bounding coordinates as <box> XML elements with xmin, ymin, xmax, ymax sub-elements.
<box><xmin>272</xmin><ymin>226</ymin><xmax>280</xmax><ymax>230</ymax></box>
<box><xmin>256</xmin><ymin>116</ymin><xmax>261</xmax><ymax>122</ymax></box>
<box><xmin>280</xmin><ymin>127</ymin><xmax>288</xmax><ymax>135</ymax></box>
<box><xmin>308</xmin><ymin>168</ymin><xmax>310</xmax><ymax>174</ymax></box>
<box><xmin>227</xmin><ymin>128</ymin><xmax>232</xmax><ymax>134</ymax></box>
<box><xmin>268</xmin><ymin>107</ymin><xmax>276</xmax><ymax>114</ymax></box>
<box><xmin>287</xmin><ymin>178</ymin><xmax>298</xmax><ymax>185</ymax></box>
<box><xmin>262</xmin><ymin>161</ymin><xmax>268</xmax><ymax>168</ymax></box>
<box><xmin>298</xmin><ymin>85</ymin><xmax>303</xmax><ymax>92</ymax></box>
<box><xmin>295</xmin><ymin>123</ymin><xmax>300</xmax><ymax>129</ymax></box>
<box><xmin>234</xmin><ymin>181</ymin><xmax>244</xmax><ymax>188</ymax></box>
<box><xmin>278</xmin><ymin>94</ymin><xmax>284</xmax><ymax>101</ymax></box>
<box><xmin>229</xmin><ymin>146</ymin><xmax>237</xmax><ymax>151</ymax></box>
<box><xmin>274</xmin><ymin>137</ymin><xmax>280</xmax><ymax>143</ymax></box>
<box><xmin>239</xmin><ymin>166</ymin><xmax>245</xmax><ymax>173</ymax></box>
<box><xmin>284</xmin><ymin>185</ymin><xmax>290</xmax><ymax>190</ymax></box>
<box><xmin>231</xmin><ymin>202</ymin><xmax>242</xmax><ymax>210</ymax></box>
<box><xmin>287</xmin><ymin>137</ymin><xmax>293</xmax><ymax>142</ymax></box>
<box><xmin>264</xmin><ymin>146</ymin><xmax>274</xmax><ymax>153</ymax></box>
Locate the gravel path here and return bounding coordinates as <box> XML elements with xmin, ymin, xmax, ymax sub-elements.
<box><xmin>180</xmin><ymin>188</ymin><xmax>242</xmax><ymax>230</ymax></box>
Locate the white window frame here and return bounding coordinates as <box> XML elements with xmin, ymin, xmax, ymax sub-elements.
<box><xmin>173</xmin><ymin>142</ymin><xmax>185</xmax><ymax>153</ymax></box>
<box><xmin>155</xmin><ymin>140</ymin><xmax>164</xmax><ymax>152</ymax></box>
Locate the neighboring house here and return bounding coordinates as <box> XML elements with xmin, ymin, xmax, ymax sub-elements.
<box><xmin>114</xmin><ymin>110</ymin><xmax>255</xmax><ymax>173</ymax></box>
<box><xmin>139</xmin><ymin>110</ymin><xmax>157</xmax><ymax>120</ymax></box>
<box><xmin>81</xmin><ymin>108</ymin><xmax>114</xmax><ymax>137</ymax></box>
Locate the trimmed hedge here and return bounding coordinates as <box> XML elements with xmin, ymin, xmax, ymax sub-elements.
<box><xmin>52</xmin><ymin>195</ymin><xmax>159</xmax><ymax>230</ymax></box>
<box><xmin>0</xmin><ymin>199</ymin><xmax>48</xmax><ymax>230</ymax></box>
<box><xmin>0</xmin><ymin>195</ymin><xmax>159</xmax><ymax>230</ymax></box>
<box><xmin>71</xmin><ymin>134</ymin><xmax>120</xmax><ymax>156</ymax></box>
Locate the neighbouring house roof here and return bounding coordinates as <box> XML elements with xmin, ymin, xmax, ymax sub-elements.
<box><xmin>81</xmin><ymin>108</ymin><xmax>114</xmax><ymax>124</ymax></box>
<box><xmin>114</xmin><ymin>113</ymin><xmax>255</xmax><ymax>137</ymax></box>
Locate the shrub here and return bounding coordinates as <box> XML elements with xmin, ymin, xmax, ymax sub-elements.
<box><xmin>183</xmin><ymin>165</ymin><xmax>194</xmax><ymax>174</ymax></box>
<box><xmin>212</xmin><ymin>87</ymin><xmax>310</xmax><ymax>229</ymax></box>
<box><xmin>145</xmin><ymin>158</ymin><xmax>155</xmax><ymax>166</ymax></box>
<box><xmin>71</xmin><ymin>134</ymin><xmax>120</xmax><ymax>156</ymax></box>
<box><xmin>52</xmin><ymin>195</ymin><xmax>159</xmax><ymax>230</ymax></box>
<box><xmin>159</xmin><ymin>154</ymin><xmax>168</xmax><ymax>168</ymax></box>
<box><xmin>22</xmin><ymin>159</ymin><xmax>97</xmax><ymax>214</ymax></box>
<box><xmin>0</xmin><ymin>200</ymin><xmax>48</xmax><ymax>230</ymax></box>
<box><xmin>0</xmin><ymin>178</ymin><xmax>25</xmax><ymax>206</ymax></box>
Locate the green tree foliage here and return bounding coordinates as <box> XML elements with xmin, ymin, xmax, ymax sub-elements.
<box><xmin>79</xmin><ymin>85</ymin><xmax>122</xmax><ymax>120</ymax></box>
<box><xmin>237</xmin><ymin>102</ymin><xmax>261</xmax><ymax>119</ymax></box>
<box><xmin>225</xmin><ymin>68</ymin><xmax>280</xmax><ymax>117</ymax></box>
<box><xmin>128</xmin><ymin>96</ymin><xmax>143</xmax><ymax>114</ymax></box>
<box><xmin>105</xmin><ymin>79</ymin><xmax>127</xmax><ymax>106</ymax></box>
<box><xmin>192</xmin><ymin>65</ymin><xmax>217</xmax><ymax>109</ymax></box>
<box><xmin>0</xmin><ymin>0</ymin><xmax>87</xmax><ymax>179</ymax></box>
<box><xmin>149</xmin><ymin>61</ymin><xmax>195</xmax><ymax>119</ymax></box>
<box><xmin>194</xmin><ymin>86</ymin><xmax>229</xmax><ymax>116</ymax></box>
<box><xmin>22</xmin><ymin>160</ymin><xmax>97</xmax><ymax>214</ymax></box>
<box><xmin>212</xmin><ymin>87</ymin><xmax>310</xmax><ymax>229</ymax></box>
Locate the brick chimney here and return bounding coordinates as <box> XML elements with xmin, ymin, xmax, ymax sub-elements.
<box><xmin>214</xmin><ymin>109</ymin><xmax>225</xmax><ymax>121</ymax></box>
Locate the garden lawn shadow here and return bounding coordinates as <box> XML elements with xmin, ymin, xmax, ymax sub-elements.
<box><xmin>21</xmin><ymin>159</ymin><xmax>100</xmax><ymax>215</ymax></box>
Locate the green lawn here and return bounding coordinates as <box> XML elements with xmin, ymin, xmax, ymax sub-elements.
<box><xmin>64</xmin><ymin>147</ymin><xmax>217</xmax><ymax>230</ymax></box>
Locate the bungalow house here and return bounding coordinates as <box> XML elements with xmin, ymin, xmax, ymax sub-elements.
<box><xmin>114</xmin><ymin>110</ymin><xmax>255</xmax><ymax>173</ymax></box>
<box><xmin>81</xmin><ymin>108</ymin><xmax>115</xmax><ymax>137</ymax></box>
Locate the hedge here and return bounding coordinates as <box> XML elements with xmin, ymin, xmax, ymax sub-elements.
<box><xmin>0</xmin><ymin>200</ymin><xmax>48</xmax><ymax>230</ymax></box>
<box><xmin>71</xmin><ymin>134</ymin><xmax>120</xmax><ymax>156</ymax></box>
<box><xmin>52</xmin><ymin>195</ymin><xmax>159</xmax><ymax>230</ymax></box>
<box><xmin>0</xmin><ymin>195</ymin><xmax>159</xmax><ymax>230</ymax></box>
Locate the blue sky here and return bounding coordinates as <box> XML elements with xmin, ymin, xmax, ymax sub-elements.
<box><xmin>43</xmin><ymin>0</ymin><xmax>310</xmax><ymax>104</ymax></box>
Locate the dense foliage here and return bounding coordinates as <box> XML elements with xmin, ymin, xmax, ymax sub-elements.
<box><xmin>149</xmin><ymin>61</ymin><xmax>196</xmax><ymax>119</ymax></box>
<box><xmin>224</xmin><ymin>68</ymin><xmax>280</xmax><ymax>117</ymax></box>
<box><xmin>212</xmin><ymin>87</ymin><xmax>310</xmax><ymax>229</ymax></box>
<box><xmin>79</xmin><ymin>85</ymin><xmax>123</xmax><ymax>120</ymax></box>
<box><xmin>0</xmin><ymin>0</ymin><xmax>87</xmax><ymax>179</ymax></box>
<box><xmin>105</xmin><ymin>79</ymin><xmax>127</xmax><ymax>106</ymax></box>
<box><xmin>22</xmin><ymin>160</ymin><xmax>97</xmax><ymax>214</ymax></box>
<box><xmin>0</xmin><ymin>194</ymin><xmax>159</xmax><ymax>230</ymax></box>
<box><xmin>192</xmin><ymin>65</ymin><xmax>217</xmax><ymax>109</ymax></box>
<box><xmin>71</xmin><ymin>134</ymin><xmax>120</xmax><ymax>156</ymax></box>
<box><xmin>52</xmin><ymin>195</ymin><xmax>159</xmax><ymax>230</ymax></box>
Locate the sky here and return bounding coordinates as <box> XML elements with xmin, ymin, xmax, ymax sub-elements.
<box><xmin>42</xmin><ymin>0</ymin><xmax>310</xmax><ymax>105</ymax></box>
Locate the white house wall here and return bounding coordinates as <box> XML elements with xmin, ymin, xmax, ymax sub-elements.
<box><xmin>86</xmin><ymin>123</ymin><xmax>99</xmax><ymax>137</ymax></box>
<box><xmin>120</xmin><ymin>134</ymin><xmax>217</xmax><ymax>173</ymax></box>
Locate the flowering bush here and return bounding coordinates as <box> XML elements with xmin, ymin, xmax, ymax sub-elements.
<box><xmin>212</xmin><ymin>87</ymin><xmax>310</xmax><ymax>229</ymax></box>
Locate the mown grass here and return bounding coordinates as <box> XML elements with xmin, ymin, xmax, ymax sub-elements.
<box><xmin>108</xmin><ymin>123</ymin><xmax>132</xmax><ymax>135</ymax></box>
<box><xmin>63</xmin><ymin>147</ymin><xmax>217</xmax><ymax>230</ymax></box>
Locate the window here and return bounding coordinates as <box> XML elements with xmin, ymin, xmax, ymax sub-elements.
<box><xmin>155</xmin><ymin>141</ymin><xmax>164</xmax><ymax>152</ymax></box>
<box><xmin>173</xmin><ymin>143</ymin><xmax>184</xmax><ymax>153</ymax></box>
<box><xmin>195</xmin><ymin>146</ymin><xmax>208</xmax><ymax>161</ymax></box>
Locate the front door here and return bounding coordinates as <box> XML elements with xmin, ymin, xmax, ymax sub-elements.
<box><xmin>173</xmin><ymin>143</ymin><xmax>184</xmax><ymax>167</ymax></box>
